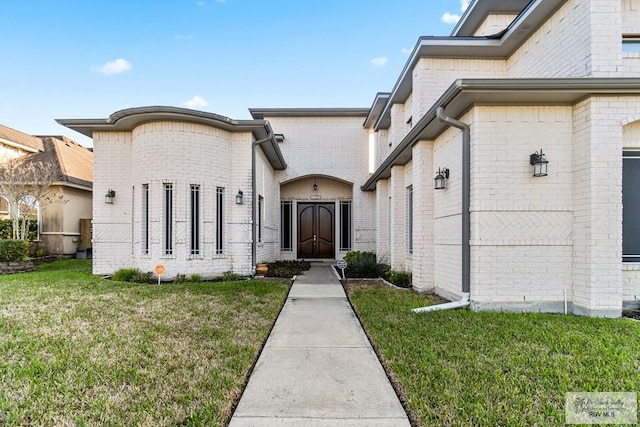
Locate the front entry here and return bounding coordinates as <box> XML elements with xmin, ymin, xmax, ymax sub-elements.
<box><xmin>298</xmin><ymin>203</ymin><xmax>335</xmax><ymax>258</ymax></box>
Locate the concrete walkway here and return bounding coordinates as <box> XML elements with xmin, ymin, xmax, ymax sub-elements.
<box><xmin>229</xmin><ymin>264</ymin><xmax>410</xmax><ymax>426</ymax></box>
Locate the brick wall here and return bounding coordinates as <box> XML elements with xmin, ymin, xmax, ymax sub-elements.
<box><xmin>93</xmin><ymin>123</ymin><xmax>269</xmax><ymax>278</ymax></box>
<box><xmin>265</xmin><ymin>115</ymin><xmax>375</xmax><ymax>258</ymax></box>
<box><xmin>507</xmin><ymin>0</ymin><xmax>626</xmax><ymax>78</ymax></box>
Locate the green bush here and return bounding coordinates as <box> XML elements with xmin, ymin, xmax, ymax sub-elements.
<box><xmin>389</xmin><ymin>270</ymin><xmax>412</xmax><ymax>288</ymax></box>
<box><xmin>112</xmin><ymin>268</ymin><xmax>154</xmax><ymax>283</ymax></box>
<box><xmin>222</xmin><ymin>271</ymin><xmax>241</xmax><ymax>281</ymax></box>
<box><xmin>343</xmin><ymin>251</ymin><xmax>362</xmax><ymax>265</ymax></box>
<box><xmin>0</xmin><ymin>239</ymin><xmax>30</xmax><ymax>262</ymax></box>
<box><xmin>346</xmin><ymin>252</ymin><xmax>388</xmax><ymax>278</ymax></box>
<box><xmin>0</xmin><ymin>219</ymin><xmax>38</xmax><ymax>241</ymax></box>
<box><xmin>266</xmin><ymin>260</ymin><xmax>311</xmax><ymax>278</ymax></box>
<box><xmin>190</xmin><ymin>273</ymin><xmax>202</xmax><ymax>282</ymax></box>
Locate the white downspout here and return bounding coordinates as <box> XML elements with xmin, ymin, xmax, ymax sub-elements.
<box><xmin>412</xmin><ymin>292</ymin><xmax>470</xmax><ymax>313</ymax></box>
<box><xmin>412</xmin><ymin>106</ymin><xmax>471</xmax><ymax>313</ymax></box>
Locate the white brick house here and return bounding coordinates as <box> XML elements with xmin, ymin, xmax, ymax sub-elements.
<box><xmin>59</xmin><ymin>0</ymin><xmax>640</xmax><ymax>317</ymax></box>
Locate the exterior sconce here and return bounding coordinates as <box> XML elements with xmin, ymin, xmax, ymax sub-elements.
<box><xmin>529</xmin><ymin>149</ymin><xmax>549</xmax><ymax>177</ymax></box>
<box><xmin>235</xmin><ymin>190</ymin><xmax>244</xmax><ymax>204</ymax></box>
<box><xmin>434</xmin><ymin>168</ymin><xmax>449</xmax><ymax>190</ymax></box>
<box><xmin>313</xmin><ymin>178</ymin><xmax>318</xmax><ymax>191</ymax></box>
<box><xmin>104</xmin><ymin>189</ymin><xmax>115</xmax><ymax>204</ymax></box>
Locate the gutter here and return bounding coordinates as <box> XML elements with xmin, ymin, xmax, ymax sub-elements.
<box><xmin>412</xmin><ymin>106</ymin><xmax>470</xmax><ymax>313</ymax></box>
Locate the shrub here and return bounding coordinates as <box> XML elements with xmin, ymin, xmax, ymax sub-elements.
<box><xmin>190</xmin><ymin>274</ymin><xmax>202</xmax><ymax>282</ymax></box>
<box><xmin>112</xmin><ymin>268</ymin><xmax>154</xmax><ymax>284</ymax></box>
<box><xmin>343</xmin><ymin>251</ymin><xmax>362</xmax><ymax>265</ymax></box>
<box><xmin>0</xmin><ymin>219</ymin><xmax>38</xmax><ymax>241</ymax></box>
<box><xmin>346</xmin><ymin>252</ymin><xmax>388</xmax><ymax>278</ymax></box>
<box><xmin>222</xmin><ymin>271</ymin><xmax>241</xmax><ymax>281</ymax></box>
<box><xmin>266</xmin><ymin>260</ymin><xmax>311</xmax><ymax>278</ymax></box>
<box><xmin>389</xmin><ymin>270</ymin><xmax>412</xmax><ymax>288</ymax></box>
<box><xmin>0</xmin><ymin>239</ymin><xmax>30</xmax><ymax>262</ymax></box>
<box><xmin>174</xmin><ymin>274</ymin><xmax>188</xmax><ymax>284</ymax></box>
<box><xmin>112</xmin><ymin>268</ymin><xmax>140</xmax><ymax>282</ymax></box>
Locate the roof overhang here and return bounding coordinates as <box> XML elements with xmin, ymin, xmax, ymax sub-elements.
<box><xmin>249</xmin><ymin>108</ymin><xmax>369</xmax><ymax>119</ymax></box>
<box><xmin>451</xmin><ymin>0</ymin><xmax>531</xmax><ymax>37</ymax></box>
<box><xmin>363</xmin><ymin>93</ymin><xmax>391</xmax><ymax>129</ymax></box>
<box><xmin>362</xmin><ymin>78</ymin><xmax>640</xmax><ymax>191</ymax></box>
<box><xmin>374</xmin><ymin>0</ymin><xmax>568</xmax><ymax>130</ymax></box>
<box><xmin>57</xmin><ymin>106</ymin><xmax>287</xmax><ymax>170</ymax></box>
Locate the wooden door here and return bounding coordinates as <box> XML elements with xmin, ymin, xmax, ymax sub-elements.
<box><xmin>297</xmin><ymin>203</ymin><xmax>334</xmax><ymax>258</ymax></box>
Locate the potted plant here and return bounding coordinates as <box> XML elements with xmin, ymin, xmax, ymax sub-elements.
<box><xmin>256</xmin><ymin>262</ymin><xmax>268</xmax><ymax>276</ymax></box>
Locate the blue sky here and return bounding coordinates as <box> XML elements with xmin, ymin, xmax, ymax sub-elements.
<box><xmin>1</xmin><ymin>0</ymin><xmax>469</xmax><ymax>146</ymax></box>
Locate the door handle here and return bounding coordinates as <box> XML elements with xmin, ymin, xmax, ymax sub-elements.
<box><xmin>313</xmin><ymin>234</ymin><xmax>317</xmax><ymax>244</ymax></box>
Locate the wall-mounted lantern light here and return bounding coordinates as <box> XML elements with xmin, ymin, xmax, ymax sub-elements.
<box><xmin>105</xmin><ymin>189</ymin><xmax>115</xmax><ymax>204</ymax></box>
<box><xmin>313</xmin><ymin>177</ymin><xmax>318</xmax><ymax>191</ymax></box>
<box><xmin>529</xmin><ymin>149</ymin><xmax>549</xmax><ymax>177</ymax></box>
<box><xmin>235</xmin><ymin>190</ymin><xmax>244</xmax><ymax>204</ymax></box>
<box><xmin>434</xmin><ymin>168</ymin><xmax>449</xmax><ymax>190</ymax></box>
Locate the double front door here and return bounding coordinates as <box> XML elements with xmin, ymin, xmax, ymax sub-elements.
<box><xmin>297</xmin><ymin>203</ymin><xmax>334</xmax><ymax>258</ymax></box>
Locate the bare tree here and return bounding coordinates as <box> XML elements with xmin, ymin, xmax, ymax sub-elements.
<box><xmin>0</xmin><ymin>154</ymin><xmax>61</xmax><ymax>240</ymax></box>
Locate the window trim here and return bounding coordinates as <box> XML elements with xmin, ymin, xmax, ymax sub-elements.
<box><xmin>216</xmin><ymin>187</ymin><xmax>224</xmax><ymax>255</ymax></box>
<box><xmin>339</xmin><ymin>200</ymin><xmax>352</xmax><ymax>251</ymax></box>
<box><xmin>190</xmin><ymin>184</ymin><xmax>201</xmax><ymax>256</ymax></box>
<box><xmin>163</xmin><ymin>183</ymin><xmax>173</xmax><ymax>256</ymax></box>
<box><xmin>280</xmin><ymin>201</ymin><xmax>293</xmax><ymax>252</ymax></box>
<box><xmin>406</xmin><ymin>185</ymin><xmax>413</xmax><ymax>255</ymax></box>
<box><xmin>142</xmin><ymin>184</ymin><xmax>150</xmax><ymax>255</ymax></box>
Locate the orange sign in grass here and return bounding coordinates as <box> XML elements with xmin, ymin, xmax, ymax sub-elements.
<box><xmin>154</xmin><ymin>264</ymin><xmax>165</xmax><ymax>275</ymax></box>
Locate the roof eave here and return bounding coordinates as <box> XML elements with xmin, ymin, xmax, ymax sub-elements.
<box><xmin>249</xmin><ymin>108</ymin><xmax>369</xmax><ymax>119</ymax></box>
<box><xmin>374</xmin><ymin>0</ymin><xmax>568</xmax><ymax>131</ymax></box>
<box><xmin>362</xmin><ymin>78</ymin><xmax>640</xmax><ymax>191</ymax></box>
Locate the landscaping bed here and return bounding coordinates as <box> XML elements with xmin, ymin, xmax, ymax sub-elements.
<box><xmin>0</xmin><ymin>259</ymin><xmax>289</xmax><ymax>426</ymax></box>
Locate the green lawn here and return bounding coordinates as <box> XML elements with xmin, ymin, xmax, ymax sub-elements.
<box><xmin>0</xmin><ymin>260</ymin><xmax>289</xmax><ymax>426</ymax></box>
<box><xmin>347</xmin><ymin>284</ymin><xmax>640</xmax><ymax>427</ymax></box>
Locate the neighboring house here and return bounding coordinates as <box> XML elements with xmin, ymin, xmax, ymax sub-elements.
<box><xmin>0</xmin><ymin>124</ymin><xmax>93</xmax><ymax>255</ymax></box>
<box><xmin>59</xmin><ymin>0</ymin><xmax>640</xmax><ymax>317</ymax></box>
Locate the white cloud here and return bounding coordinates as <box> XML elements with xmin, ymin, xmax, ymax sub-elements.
<box><xmin>370</xmin><ymin>57</ymin><xmax>388</xmax><ymax>67</ymax></box>
<box><xmin>184</xmin><ymin>95</ymin><xmax>209</xmax><ymax>108</ymax></box>
<box><xmin>94</xmin><ymin>58</ymin><xmax>132</xmax><ymax>75</ymax></box>
<box><xmin>401</xmin><ymin>47</ymin><xmax>412</xmax><ymax>55</ymax></box>
<box><xmin>174</xmin><ymin>34</ymin><xmax>194</xmax><ymax>40</ymax></box>
<box><xmin>442</xmin><ymin>0</ymin><xmax>470</xmax><ymax>25</ymax></box>
<box><xmin>441</xmin><ymin>12</ymin><xmax>460</xmax><ymax>24</ymax></box>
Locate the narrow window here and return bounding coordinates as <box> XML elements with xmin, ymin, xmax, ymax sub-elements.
<box><xmin>142</xmin><ymin>184</ymin><xmax>149</xmax><ymax>255</ymax></box>
<box><xmin>281</xmin><ymin>201</ymin><xmax>293</xmax><ymax>251</ymax></box>
<box><xmin>388</xmin><ymin>196</ymin><xmax>392</xmax><ymax>250</ymax></box>
<box><xmin>339</xmin><ymin>201</ymin><xmax>352</xmax><ymax>251</ymax></box>
<box><xmin>406</xmin><ymin>185</ymin><xmax>413</xmax><ymax>255</ymax></box>
<box><xmin>216</xmin><ymin>187</ymin><xmax>224</xmax><ymax>254</ymax></box>
<box><xmin>258</xmin><ymin>195</ymin><xmax>264</xmax><ymax>243</ymax></box>
<box><xmin>190</xmin><ymin>185</ymin><xmax>200</xmax><ymax>255</ymax></box>
<box><xmin>163</xmin><ymin>183</ymin><xmax>173</xmax><ymax>255</ymax></box>
<box><xmin>623</xmin><ymin>152</ymin><xmax>640</xmax><ymax>262</ymax></box>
